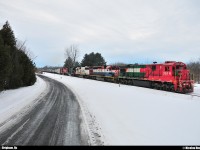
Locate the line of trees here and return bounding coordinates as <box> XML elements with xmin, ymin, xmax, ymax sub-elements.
<box><xmin>0</xmin><ymin>21</ymin><xmax>36</xmax><ymax>91</ymax></box>
<box><xmin>187</xmin><ymin>59</ymin><xmax>200</xmax><ymax>83</ymax></box>
<box><xmin>64</xmin><ymin>45</ymin><xmax>106</xmax><ymax>74</ymax></box>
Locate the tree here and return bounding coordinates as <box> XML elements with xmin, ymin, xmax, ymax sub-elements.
<box><xmin>64</xmin><ymin>57</ymin><xmax>73</xmax><ymax>69</ymax></box>
<box><xmin>187</xmin><ymin>58</ymin><xmax>200</xmax><ymax>83</ymax></box>
<box><xmin>19</xmin><ymin>50</ymin><xmax>36</xmax><ymax>86</ymax></box>
<box><xmin>0</xmin><ymin>21</ymin><xmax>16</xmax><ymax>48</ymax></box>
<box><xmin>0</xmin><ymin>35</ymin><xmax>12</xmax><ymax>90</ymax></box>
<box><xmin>81</xmin><ymin>52</ymin><xmax>106</xmax><ymax>66</ymax></box>
<box><xmin>0</xmin><ymin>21</ymin><xmax>36</xmax><ymax>91</ymax></box>
<box><xmin>16</xmin><ymin>40</ymin><xmax>36</xmax><ymax>61</ymax></box>
<box><xmin>64</xmin><ymin>44</ymin><xmax>79</xmax><ymax>67</ymax></box>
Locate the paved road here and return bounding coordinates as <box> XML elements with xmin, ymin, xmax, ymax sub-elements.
<box><xmin>0</xmin><ymin>75</ymin><xmax>89</xmax><ymax>145</ymax></box>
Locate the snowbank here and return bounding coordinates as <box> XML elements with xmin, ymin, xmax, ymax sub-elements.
<box><xmin>193</xmin><ymin>84</ymin><xmax>200</xmax><ymax>95</ymax></box>
<box><xmin>0</xmin><ymin>76</ymin><xmax>47</xmax><ymax>125</ymax></box>
<box><xmin>43</xmin><ymin>73</ymin><xmax>200</xmax><ymax>145</ymax></box>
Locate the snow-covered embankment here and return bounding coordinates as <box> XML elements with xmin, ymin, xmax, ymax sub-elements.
<box><xmin>0</xmin><ymin>76</ymin><xmax>47</xmax><ymax>124</ymax></box>
<box><xmin>43</xmin><ymin>73</ymin><xmax>200</xmax><ymax>145</ymax></box>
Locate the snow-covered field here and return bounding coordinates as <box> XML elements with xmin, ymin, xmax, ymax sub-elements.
<box><xmin>0</xmin><ymin>76</ymin><xmax>47</xmax><ymax>125</ymax></box>
<box><xmin>193</xmin><ymin>84</ymin><xmax>200</xmax><ymax>95</ymax></box>
<box><xmin>0</xmin><ymin>73</ymin><xmax>200</xmax><ymax>145</ymax></box>
<box><xmin>43</xmin><ymin>73</ymin><xmax>200</xmax><ymax>145</ymax></box>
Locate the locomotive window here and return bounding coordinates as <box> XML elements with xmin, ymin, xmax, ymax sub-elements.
<box><xmin>152</xmin><ymin>65</ymin><xmax>156</xmax><ymax>71</ymax></box>
<box><xmin>176</xmin><ymin>66</ymin><xmax>184</xmax><ymax>70</ymax></box>
<box><xmin>172</xmin><ymin>67</ymin><xmax>175</xmax><ymax>72</ymax></box>
<box><xmin>165</xmin><ymin>67</ymin><xmax>170</xmax><ymax>71</ymax></box>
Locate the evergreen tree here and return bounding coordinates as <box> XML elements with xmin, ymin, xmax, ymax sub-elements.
<box><xmin>81</xmin><ymin>52</ymin><xmax>106</xmax><ymax>66</ymax></box>
<box><xmin>0</xmin><ymin>21</ymin><xmax>36</xmax><ymax>91</ymax></box>
<box><xmin>0</xmin><ymin>35</ymin><xmax>12</xmax><ymax>90</ymax></box>
<box><xmin>64</xmin><ymin>57</ymin><xmax>73</xmax><ymax>69</ymax></box>
<box><xmin>9</xmin><ymin>49</ymin><xmax>23</xmax><ymax>88</ymax></box>
<box><xmin>20</xmin><ymin>50</ymin><xmax>36</xmax><ymax>86</ymax></box>
<box><xmin>0</xmin><ymin>21</ymin><xmax>16</xmax><ymax>48</ymax></box>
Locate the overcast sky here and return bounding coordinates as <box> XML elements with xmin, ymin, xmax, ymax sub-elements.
<box><xmin>0</xmin><ymin>0</ymin><xmax>200</xmax><ymax>67</ymax></box>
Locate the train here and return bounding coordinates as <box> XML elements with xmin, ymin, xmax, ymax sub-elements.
<box><xmin>44</xmin><ymin>61</ymin><xmax>194</xmax><ymax>93</ymax></box>
<box><xmin>43</xmin><ymin>67</ymin><xmax>68</xmax><ymax>75</ymax></box>
<box><xmin>73</xmin><ymin>61</ymin><xmax>194</xmax><ymax>93</ymax></box>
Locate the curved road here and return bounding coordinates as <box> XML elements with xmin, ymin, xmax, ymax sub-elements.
<box><xmin>0</xmin><ymin>75</ymin><xmax>89</xmax><ymax>145</ymax></box>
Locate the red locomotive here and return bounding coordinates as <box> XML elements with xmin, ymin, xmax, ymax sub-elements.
<box><xmin>74</xmin><ymin>61</ymin><xmax>194</xmax><ymax>93</ymax></box>
<box><xmin>118</xmin><ymin>61</ymin><xmax>194</xmax><ymax>93</ymax></box>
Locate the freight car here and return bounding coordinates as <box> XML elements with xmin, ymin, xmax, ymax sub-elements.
<box><xmin>44</xmin><ymin>67</ymin><xmax>68</xmax><ymax>75</ymax></box>
<box><xmin>74</xmin><ymin>61</ymin><xmax>194</xmax><ymax>93</ymax></box>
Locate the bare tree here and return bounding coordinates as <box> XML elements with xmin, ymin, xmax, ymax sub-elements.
<box><xmin>187</xmin><ymin>58</ymin><xmax>200</xmax><ymax>83</ymax></box>
<box><xmin>16</xmin><ymin>40</ymin><xmax>36</xmax><ymax>61</ymax></box>
<box><xmin>64</xmin><ymin>44</ymin><xmax>79</xmax><ymax>67</ymax></box>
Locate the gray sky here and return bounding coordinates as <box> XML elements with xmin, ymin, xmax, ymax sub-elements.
<box><xmin>0</xmin><ymin>0</ymin><xmax>200</xmax><ymax>67</ymax></box>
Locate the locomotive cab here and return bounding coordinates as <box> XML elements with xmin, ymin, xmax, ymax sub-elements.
<box><xmin>174</xmin><ymin>63</ymin><xmax>194</xmax><ymax>93</ymax></box>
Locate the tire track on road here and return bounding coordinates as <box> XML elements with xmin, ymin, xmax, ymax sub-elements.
<box><xmin>0</xmin><ymin>75</ymin><xmax>89</xmax><ymax>145</ymax></box>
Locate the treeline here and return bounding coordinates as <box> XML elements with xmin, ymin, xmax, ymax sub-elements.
<box><xmin>0</xmin><ymin>21</ymin><xmax>36</xmax><ymax>91</ymax></box>
<box><xmin>187</xmin><ymin>59</ymin><xmax>200</xmax><ymax>83</ymax></box>
<box><xmin>63</xmin><ymin>45</ymin><xmax>106</xmax><ymax>74</ymax></box>
<box><xmin>81</xmin><ymin>52</ymin><xmax>106</xmax><ymax>66</ymax></box>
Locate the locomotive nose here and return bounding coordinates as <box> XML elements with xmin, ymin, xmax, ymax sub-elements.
<box><xmin>179</xmin><ymin>69</ymin><xmax>190</xmax><ymax>80</ymax></box>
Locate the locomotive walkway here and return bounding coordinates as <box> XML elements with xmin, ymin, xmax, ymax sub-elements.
<box><xmin>0</xmin><ymin>75</ymin><xmax>89</xmax><ymax>145</ymax></box>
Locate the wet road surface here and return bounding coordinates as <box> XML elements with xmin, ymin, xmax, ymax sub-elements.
<box><xmin>0</xmin><ymin>75</ymin><xmax>89</xmax><ymax>145</ymax></box>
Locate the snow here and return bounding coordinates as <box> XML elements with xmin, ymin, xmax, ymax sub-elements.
<box><xmin>43</xmin><ymin>73</ymin><xmax>200</xmax><ymax>145</ymax></box>
<box><xmin>0</xmin><ymin>76</ymin><xmax>47</xmax><ymax>125</ymax></box>
<box><xmin>193</xmin><ymin>83</ymin><xmax>200</xmax><ymax>95</ymax></box>
<box><xmin>1</xmin><ymin>72</ymin><xmax>200</xmax><ymax>145</ymax></box>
